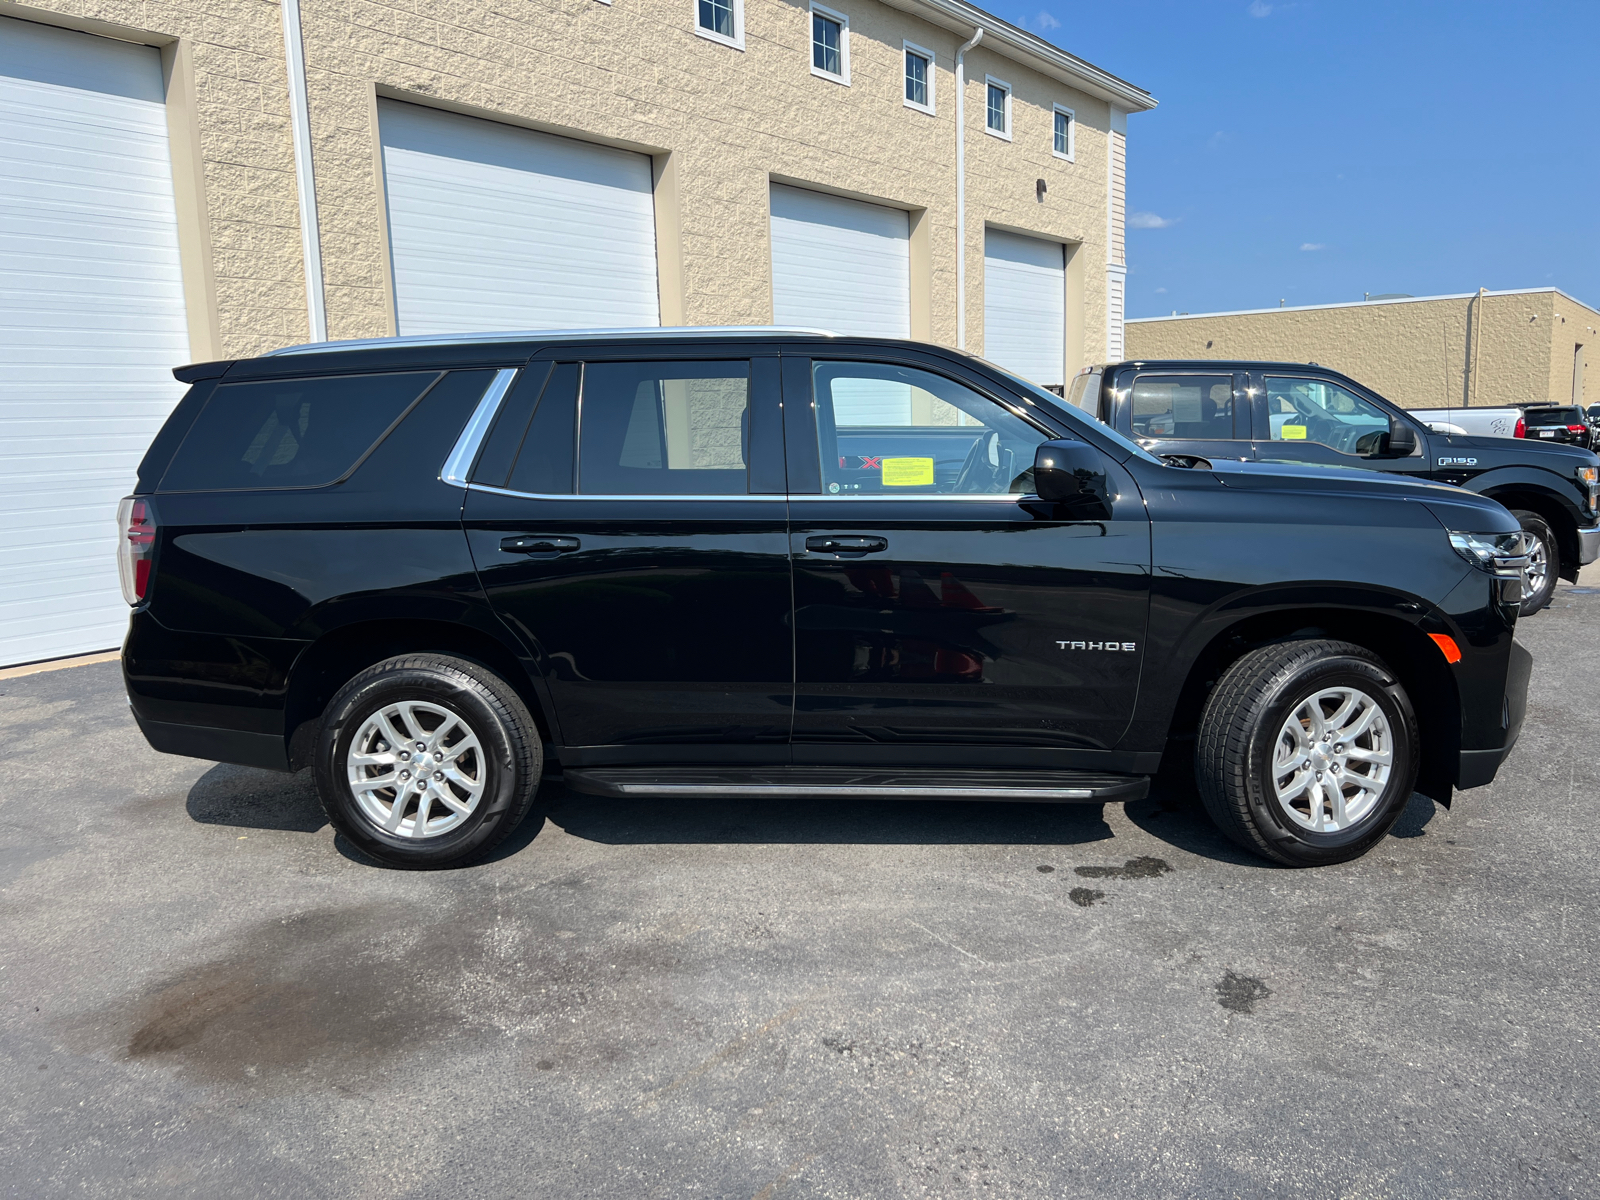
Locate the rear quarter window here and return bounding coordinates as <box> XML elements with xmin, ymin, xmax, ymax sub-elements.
<box><xmin>159</xmin><ymin>371</ymin><xmax>441</xmax><ymax>491</ymax></box>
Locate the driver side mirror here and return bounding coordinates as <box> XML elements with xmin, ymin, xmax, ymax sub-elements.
<box><xmin>1033</xmin><ymin>439</ymin><xmax>1112</xmax><ymax>519</ymax></box>
<box><xmin>1387</xmin><ymin>420</ymin><xmax>1417</xmax><ymax>456</ymax></box>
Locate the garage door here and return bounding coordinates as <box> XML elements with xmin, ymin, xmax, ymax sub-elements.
<box><xmin>983</xmin><ymin>229</ymin><xmax>1065</xmax><ymax>388</ymax></box>
<box><xmin>378</xmin><ymin>100</ymin><xmax>660</xmax><ymax>335</ymax></box>
<box><xmin>0</xmin><ymin>18</ymin><xmax>190</xmax><ymax>666</ymax></box>
<box><xmin>770</xmin><ymin>184</ymin><xmax>909</xmax><ymax>338</ymax></box>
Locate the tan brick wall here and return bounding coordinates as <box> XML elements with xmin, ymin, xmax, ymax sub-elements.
<box><xmin>3</xmin><ymin>0</ymin><xmax>1137</xmax><ymax>364</ymax></box>
<box><xmin>1125</xmin><ymin>290</ymin><xmax>1600</xmax><ymax>410</ymax></box>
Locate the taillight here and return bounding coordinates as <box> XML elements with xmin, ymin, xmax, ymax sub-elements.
<box><xmin>117</xmin><ymin>496</ymin><xmax>156</xmax><ymax>605</ymax></box>
<box><xmin>1514</xmin><ymin>416</ymin><xmax>1525</xmax><ymax>438</ymax></box>
<box><xmin>1567</xmin><ymin>424</ymin><xmax>1586</xmax><ymax>434</ymax></box>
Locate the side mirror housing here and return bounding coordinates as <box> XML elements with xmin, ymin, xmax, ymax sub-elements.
<box><xmin>1033</xmin><ymin>439</ymin><xmax>1112</xmax><ymax>518</ymax></box>
<box><xmin>1386</xmin><ymin>420</ymin><xmax>1417</xmax><ymax>457</ymax></box>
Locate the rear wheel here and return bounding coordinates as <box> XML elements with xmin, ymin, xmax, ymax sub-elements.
<box><xmin>313</xmin><ymin>654</ymin><xmax>541</xmax><ymax>868</ymax></box>
<box><xmin>1509</xmin><ymin>510</ymin><xmax>1557</xmax><ymax>616</ymax></box>
<box><xmin>1195</xmin><ymin>639</ymin><xmax>1418</xmax><ymax>867</ymax></box>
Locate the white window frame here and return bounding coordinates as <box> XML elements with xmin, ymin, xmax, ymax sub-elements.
<box><xmin>902</xmin><ymin>40</ymin><xmax>935</xmax><ymax>115</ymax></box>
<box><xmin>983</xmin><ymin>75</ymin><xmax>1012</xmax><ymax>141</ymax></box>
<box><xmin>810</xmin><ymin>3</ymin><xmax>850</xmax><ymax>86</ymax></box>
<box><xmin>1052</xmin><ymin>103</ymin><xmax>1075</xmax><ymax>161</ymax></box>
<box><xmin>694</xmin><ymin>0</ymin><xmax>745</xmax><ymax>50</ymax></box>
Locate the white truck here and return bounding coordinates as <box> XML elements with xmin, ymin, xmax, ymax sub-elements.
<box><xmin>1407</xmin><ymin>406</ymin><xmax>1524</xmax><ymax>439</ymax></box>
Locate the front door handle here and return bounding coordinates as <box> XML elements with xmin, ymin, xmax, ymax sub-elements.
<box><xmin>805</xmin><ymin>535</ymin><xmax>888</xmax><ymax>554</ymax></box>
<box><xmin>500</xmin><ymin>534</ymin><xmax>579</xmax><ymax>554</ymax></box>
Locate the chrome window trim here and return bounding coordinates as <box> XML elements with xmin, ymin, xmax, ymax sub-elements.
<box><xmin>440</xmin><ymin>368</ymin><xmax>519</xmax><ymax>487</ymax></box>
<box><xmin>267</xmin><ymin>326</ymin><xmax>838</xmax><ymax>357</ymax></box>
<box><xmin>464</xmin><ymin>482</ymin><xmax>1029</xmax><ymax>502</ymax></box>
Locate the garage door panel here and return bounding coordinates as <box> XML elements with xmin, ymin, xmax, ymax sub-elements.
<box><xmin>769</xmin><ymin>184</ymin><xmax>910</xmax><ymax>338</ymax></box>
<box><xmin>983</xmin><ymin>229</ymin><xmax>1066</xmax><ymax>388</ymax></box>
<box><xmin>0</xmin><ymin>17</ymin><xmax>189</xmax><ymax>665</ymax></box>
<box><xmin>379</xmin><ymin>100</ymin><xmax>659</xmax><ymax>335</ymax></box>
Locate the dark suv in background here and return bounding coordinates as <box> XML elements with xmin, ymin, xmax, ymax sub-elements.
<box><xmin>123</xmin><ymin>330</ymin><xmax>1531</xmax><ymax>871</ymax></box>
<box><xmin>1521</xmin><ymin>405</ymin><xmax>1594</xmax><ymax>450</ymax></box>
<box><xmin>1066</xmin><ymin>360</ymin><xmax>1600</xmax><ymax>614</ymax></box>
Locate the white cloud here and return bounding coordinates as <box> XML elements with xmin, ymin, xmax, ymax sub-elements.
<box><xmin>1129</xmin><ymin>212</ymin><xmax>1178</xmax><ymax>229</ymax></box>
<box><xmin>1300</xmin><ymin>242</ymin><xmax>1326</xmax><ymax>251</ymax></box>
<box><xmin>1033</xmin><ymin>10</ymin><xmax>1061</xmax><ymax>30</ymax></box>
<box><xmin>1248</xmin><ymin>1</ymin><xmax>1273</xmax><ymax>16</ymax></box>
<box><xmin>1154</xmin><ymin>287</ymin><xmax>1167</xmax><ymax>294</ymax></box>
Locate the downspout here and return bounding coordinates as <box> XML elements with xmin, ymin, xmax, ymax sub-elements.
<box><xmin>954</xmin><ymin>26</ymin><xmax>983</xmax><ymax>350</ymax></box>
<box><xmin>281</xmin><ymin>0</ymin><xmax>328</xmax><ymax>342</ymax></box>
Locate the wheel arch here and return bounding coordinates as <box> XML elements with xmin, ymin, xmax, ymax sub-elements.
<box><xmin>284</xmin><ymin>618</ymin><xmax>557</xmax><ymax>770</ymax></box>
<box><xmin>1473</xmin><ymin>476</ymin><xmax>1582</xmax><ymax>582</ymax></box>
<box><xmin>1164</xmin><ymin>607</ymin><xmax>1460</xmax><ymax>806</ymax></box>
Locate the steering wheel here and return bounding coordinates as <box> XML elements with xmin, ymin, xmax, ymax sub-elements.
<box><xmin>951</xmin><ymin>430</ymin><xmax>1007</xmax><ymax>493</ymax></box>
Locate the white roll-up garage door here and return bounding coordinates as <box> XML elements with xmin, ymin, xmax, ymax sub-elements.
<box><xmin>0</xmin><ymin>18</ymin><xmax>190</xmax><ymax>666</ymax></box>
<box><xmin>379</xmin><ymin>100</ymin><xmax>660</xmax><ymax>335</ymax></box>
<box><xmin>770</xmin><ymin>185</ymin><xmax>909</xmax><ymax>338</ymax></box>
<box><xmin>983</xmin><ymin>229</ymin><xmax>1066</xmax><ymax>387</ymax></box>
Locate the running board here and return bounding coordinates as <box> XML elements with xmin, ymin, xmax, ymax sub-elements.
<box><xmin>561</xmin><ymin>766</ymin><xmax>1149</xmax><ymax>804</ymax></box>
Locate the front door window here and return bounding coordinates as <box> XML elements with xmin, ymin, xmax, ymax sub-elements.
<box><xmin>812</xmin><ymin>361</ymin><xmax>1048</xmax><ymax>496</ymax></box>
<box><xmin>1264</xmin><ymin>376</ymin><xmax>1392</xmax><ymax>456</ymax></box>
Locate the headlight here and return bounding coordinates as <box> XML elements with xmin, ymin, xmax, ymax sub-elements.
<box><xmin>1579</xmin><ymin>466</ymin><xmax>1598</xmax><ymax>485</ymax></box>
<box><xmin>1449</xmin><ymin>531</ymin><xmax>1530</xmax><ymax>578</ymax></box>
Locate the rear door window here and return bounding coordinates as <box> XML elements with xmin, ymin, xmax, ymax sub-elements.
<box><xmin>576</xmin><ymin>361</ymin><xmax>751</xmax><ymax>495</ymax></box>
<box><xmin>1129</xmin><ymin>374</ymin><xmax>1236</xmax><ymax>439</ymax></box>
<box><xmin>161</xmin><ymin>371</ymin><xmax>441</xmax><ymax>491</ymax></box>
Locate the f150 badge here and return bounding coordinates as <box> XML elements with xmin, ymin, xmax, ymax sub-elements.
<box><xmin>1058</xmin><ymin>641</ymin><xmax>1137</xmax><ymax>651</ymax></box>
<box><xmin>1438</xmin><ymin>457</ymin><xmax>1477</xmax><ymax>466</ymax></box>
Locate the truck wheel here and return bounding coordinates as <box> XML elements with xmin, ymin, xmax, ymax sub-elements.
<box><xmin>313</xmin><ymin>655</ymin><xmax>542</xmax><ymax>868</ymax></box>
<box><xmin>1195</xmin><ymin>640</ymin><xmax>1418</xmax><ymax>867</ymax></box>
<box><xmin>1508</xmin><ymin>510</ymin><xmax>1557</xmax><ymax>616</ymax></box>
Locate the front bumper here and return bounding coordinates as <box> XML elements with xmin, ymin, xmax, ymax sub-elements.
<box><xmin>1578</xmin><ymin>523</ymin><xmax>1600</xmax><ymax>566</ymax></box>
<box><xmin>1457</xmin><ymin>636</ymin><xmax>1533</xmax><ymax>790</ymax></box>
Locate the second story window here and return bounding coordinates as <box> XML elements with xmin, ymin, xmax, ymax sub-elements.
<box><xmin>696</xmin><ymin>0</ymin><xmax>743</xmax><ymax>49</ymax></box>
<box><xmin>811</xmin><ymin>5</ymin><xmax>849</xmax><ymax>84</ymax></box>
<box><xmin>985</xmin><ymin>77</ymin><xmax>1011</xmax><ymax>139</ymax></box>
<box><xmin>904</xmin><ymin>43</ymin><xmax>934</xmax><ymax>113</ymax></box>
<box><xmin>1053</xmin><ymin>105</ymin><xmax>1075</xmax><ymax>160</ymax></box>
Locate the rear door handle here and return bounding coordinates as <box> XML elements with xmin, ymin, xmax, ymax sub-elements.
<box><xmin>500</xmin><ymin>535</ymin><xmax>579</xmax><ymax>554</ymax></box>
<box><xmin>805</xmin><ymin>535</ymin><xmax>888</xmax><ymax>553</ymax></box>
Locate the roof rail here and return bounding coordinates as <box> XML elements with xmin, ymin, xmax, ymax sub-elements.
<box><xmin>264</xmin><ymin>325</ymin><xmax>839</xmax><ymax>357</ymax></box>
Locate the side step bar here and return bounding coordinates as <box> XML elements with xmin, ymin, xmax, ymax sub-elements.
<box><xmin>562</xmin><ymin>766</ymin><xmax>1149</xmax><ymax>804</ymax></box>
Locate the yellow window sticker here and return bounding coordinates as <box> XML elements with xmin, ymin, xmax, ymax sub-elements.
<box><xmin>881</xmin><ymin>457</ymin><xmax>935</xmax><ymax>486</ymax></box>
<box><xmin>1280</xmin><ymin>424</ymin><xmax>1308</xmax><ymax>440</ymax></box>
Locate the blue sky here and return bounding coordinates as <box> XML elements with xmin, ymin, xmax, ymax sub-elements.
<box><xmin>980</xmin><ymin>0</ymin><xmax>1600</xmax><ymax>318</ymax></box>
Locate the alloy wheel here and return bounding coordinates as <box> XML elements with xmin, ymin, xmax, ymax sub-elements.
<box><xmin>1271</xmin><ymin>686</ymin><xmax>1393</xmax><ymax>833</ymax></box>
<box><xmin>345</xmin><ymin>700</ymin><xmax>486</xmax><ymax>839</ymax></box>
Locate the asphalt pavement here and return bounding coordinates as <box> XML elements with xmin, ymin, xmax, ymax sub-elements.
<box><xmin>2</xmin><ymin>578</ymin><xmax>1597</xmax><ymax>1199</ymax></box>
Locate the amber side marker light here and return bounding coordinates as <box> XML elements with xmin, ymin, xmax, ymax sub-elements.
<box><xmin>1428</xmin><ymin>633</ymin><xmax>1462</xmax><ymax>664</ymax></box>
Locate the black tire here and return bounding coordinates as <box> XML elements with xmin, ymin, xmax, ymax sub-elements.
<box><xmin>313</xmin><ymin>654</ymin><xmax>542</xmax><ymax>868</ymax></box>
<box><xmin>1509</xmin><ymin>510</ymin><xmax>1558</xmax><ymax>616</ymax></box>
<box><xmin>1195</xmin><ymin>639</ymin><xmax>1419</xmax><ymax>867</ymax></box>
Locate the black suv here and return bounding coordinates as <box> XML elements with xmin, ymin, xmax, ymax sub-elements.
<box><xmin>1521</xmin><ymin>405</ymin><xmax>1594</xmax><ymax>451</ymax></box>
<box><xmin>1067</xmin><ymin>361</ymin><xmax>1600</xmax><ymax>614</ymax></box>
<box><xmin>123</xmin><ymin>330</ymin><xmax>1532</xmax><ymax>870</ymax></box>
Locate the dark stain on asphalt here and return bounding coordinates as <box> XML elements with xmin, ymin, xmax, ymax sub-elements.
<box><xmin>1215</xmin><ymin>971</ymin><xmax>1272</xmax><ymax>1014</ymax></box>
<box><xmin>1074</xmin><ymin>856</ymin><xmax>1172</xmax><ymax>880</ymax></box>
<box><xmin>1036</xmin><ymin>865</ymin><xmax>1055</xmax><ymax>873</ymax></box>
<box><xmin>1068</xmin><ymin>888</ymin><xmax>1105</xmax><ymax>908</ymax></box>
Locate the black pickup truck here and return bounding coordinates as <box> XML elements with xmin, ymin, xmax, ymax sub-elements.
<box><xmin>1066</xmin><ymin>361</ymin><xmax>1600</xmax><ymax>614</ymax></box>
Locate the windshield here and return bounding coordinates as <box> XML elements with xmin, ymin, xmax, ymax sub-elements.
<box><xmin>1527</xmin><ymin>407</ymin><xmax>1583</xmax><ymax>424</ymax></box>
<box><xmin>986</xmin><ymin>362</ymin><xmax>1163</xmax><ymax>465</ymax></box>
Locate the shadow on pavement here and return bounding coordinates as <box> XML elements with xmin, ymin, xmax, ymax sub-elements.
<box><xmin>185</xmin><ymin>764</ymin><xmax>327</xmax><ymax>834</ymax></box>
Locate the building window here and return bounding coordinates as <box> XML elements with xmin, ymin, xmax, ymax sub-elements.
<box><xmin>811</xmin><ymin>5</ymin><xmax>849</xmax><ymax>84</ymax></box>
<box><xmin>904</xmin><ymin>42</ymin><xmax>934</xmax><ymax>113</ymax></box>
<box><xmin>695</xmin><ymin>0</ymin><xmax>743</xmax><ymax>49</ymax></box>
<box><xmin>1053</xmin><ymin>104</ymin><xmax>1075</xmax><ymax>160</ymax></box>
<box><xmin>985</xmin><ymin>77</ymin><xmax>1011</xmax><ymax>139</ymax></box>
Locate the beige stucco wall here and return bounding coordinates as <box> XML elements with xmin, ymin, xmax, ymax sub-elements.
<box><xmin>1126</xmin><ymin>290</ymin><xmax>1600</xmax><ymax>410</ymax></box>
<box><xmin>2</xmin><ymin>0</ymin><xmax>1134</xmax><ymax>366</ymax></box>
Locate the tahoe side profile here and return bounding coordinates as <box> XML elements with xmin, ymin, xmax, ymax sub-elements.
<box><xmin>1064</xmin><ymin>359</ymin><xmax>1600</xmax><ymax>615</ymax></box>
<box><xmin>122</xmin><ymin>330</ymin><xmax>1533</xmax><ymax>870</ymax></box>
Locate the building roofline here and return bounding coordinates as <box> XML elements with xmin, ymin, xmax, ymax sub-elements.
<box><xmin>885</xmin><ymin>0</ymin><xmax>1156</xmax><ymax>111</ymax></box>
<box><xmin>1128</xmin><ymin>287</ymin><xmax>1598</xmax><ymax>324</ymax></box>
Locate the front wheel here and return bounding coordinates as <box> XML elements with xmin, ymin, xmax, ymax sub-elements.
<box><xmin>1509</xmin><ymin>510</ymin><xmax>1558</xmax><ymax>616</ymax></box>
<box><xmin>313</xmin><ymin>654</ymin><xmax>542</xmax><ymax>868</ymax></box>
<box><xmin>1195</xmin><ymin>639</ymin><xmax>1419</xmax><ymax>867</ymax></box>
